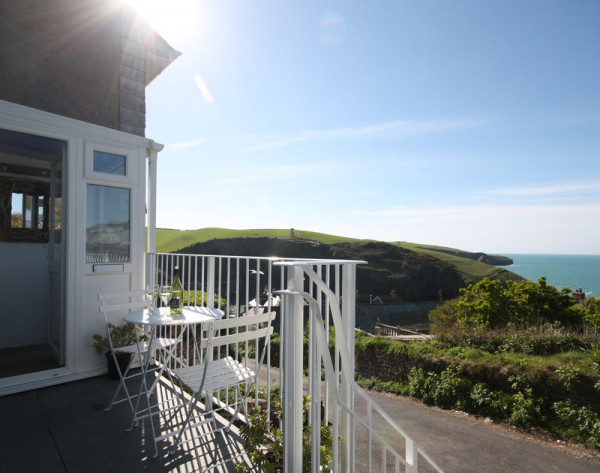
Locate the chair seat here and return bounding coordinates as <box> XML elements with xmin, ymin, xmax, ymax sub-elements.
<box><xmin>173</xmin><ymin>356</ymin><xmax>255</xmax><ymax>394</ymax></box>
<box><xmin>113</xmin><ymin>337</ymin><xmax>178</xmax><ymax>355</ymax></box>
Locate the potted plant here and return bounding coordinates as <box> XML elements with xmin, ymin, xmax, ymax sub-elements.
<box><xmin>92</xmin><ymin>323</ymin><xmax>147</xmax><ymax>380</ymax></box>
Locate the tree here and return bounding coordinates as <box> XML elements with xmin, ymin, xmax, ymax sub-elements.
<box><xmin>429</xmin><ymin>277</ymin><xmax>582</xmax><ymax>331</ymax></box>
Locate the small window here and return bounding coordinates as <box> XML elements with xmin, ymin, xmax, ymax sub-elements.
<box><xmin>93</xmin><ymin>150</ymin><xmax>126</xmax><ymax>176</ymax></box>
<box><xmin>86</xmin><ymin>184</ymin><xmax>130</xmax><ymax>263</ymax></box>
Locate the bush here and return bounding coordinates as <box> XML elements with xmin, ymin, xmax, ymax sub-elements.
<box><xmin>555</xmin><ymin>363</ymin><xmax>582</xmax><ymax>391</ymax></box>
<box><xmin>408</xmin><ymin>366</ymin><xmax>472</xmax><ymax>410</ymax></box>
<box><xmin>236</xmin><ymin>392</ymin><xmax>334</xmax><ymax>473</ymax></box>
<box><xmin>552</xmin><ymin>401</ymin><xmax>600</xmax><ymax>447</ymax></box>
<box><xmin>430</xmin><ymin>277</ymin><xmax>583</xmax><ymax>330</ymax></box>
<box><xmin>470</xmin><ymin>383</ymin><xmax>512</xmax><ymax>419</ymax></box>
<box><xmin>509</xmin><ymin>389</ymin><xmax>543</xmax><ymax>427</ymax></box>
<box><xmin>579</xmin><ymin>297</ymin><xmax>600</xmax><ymax>329</ymax></box>
<box><xmin>432</xmin><ymin>326</ymin><xmax>592</xmax><ymax>356</ymax></box>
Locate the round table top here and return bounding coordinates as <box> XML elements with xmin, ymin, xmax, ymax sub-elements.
<box><xmin>123</xmin><ymin>306</ymin><xmax>224</xmax><ymax>326</ymax></box>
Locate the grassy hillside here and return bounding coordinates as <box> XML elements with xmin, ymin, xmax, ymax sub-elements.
<box><xmin>155</xmin><ymin>228</ymin><xmax>522</xmax><ymax>299</ymax></box>
<box><xmin>156</xmin><ymin>227</ymin><xmax>362</xmax><ymax>253</ymax></box>
<box><xmin>396</xmin><ymin>241</ymin><xmax>510</xmax><ymax>281</ymax></box>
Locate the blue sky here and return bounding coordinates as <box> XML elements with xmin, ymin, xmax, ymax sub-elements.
<box><xmin>129</xmin><ymin>0</ymin><xmax>600</xmax><ymax>255</ymax></box>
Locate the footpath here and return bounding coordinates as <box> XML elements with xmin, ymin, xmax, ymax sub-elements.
<box><xmin>359</xmin><ymin>389</ymin><xmax>600</xmax><ymax>473</ymax></box>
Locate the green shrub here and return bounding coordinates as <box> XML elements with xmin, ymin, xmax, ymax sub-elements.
<box><xmin>430</xmin><ymin>277</ymin><xmax>583</xmax><ymax>330</ymax></box>
<box><xmin>236</xmin><ymin>392</ymin><xmax>334</xmax><ymax>473</ymax></box>
<box><xmin>408</xmin><ymin>366</ymin><xmax>472</xmax><ymax>410</ymax></box>
<box><xmin>509</xmin><ymin>389</ymin><xmax>543</xmax><ymax>426</ymax></box>
<box><xmin>470</xmin><ymin>383</ymin><xmax>512</xmax><ymax>419</ymax></box>
<box><xmin>579</xmin><ymin>297</ymin><xmax>600</xmax><ymax>329</ymax></box>
<box><xmin>552</xmin><ymin>401</ymin><xmax>600</xmax><ymax>447</ymax></box>
<box><xmin>555</xmin><ymin>363</ymin><xmax>582</xmax><ymax>391</ymax></box>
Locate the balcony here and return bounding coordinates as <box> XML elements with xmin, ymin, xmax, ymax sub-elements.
<box><xmin>1</xmin><ymin>252</ymin><xmax>444</xmax><ymax>472</ymax></box>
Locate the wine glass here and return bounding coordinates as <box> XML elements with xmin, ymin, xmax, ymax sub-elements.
<box><xmin>145</xmin><ymin>284</ymin><xmax>159</xmax><ymax>316</ymax></box>
<box><xmin>160</xmin><ymin>285</ymin><xmax>173</xmax><ymax>315</ymax></box>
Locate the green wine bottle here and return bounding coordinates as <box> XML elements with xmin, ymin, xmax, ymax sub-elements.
<box><xmin>171</xmin><ymin>266</ymin><xmax>183</xmax><ymax>315</ymax></box>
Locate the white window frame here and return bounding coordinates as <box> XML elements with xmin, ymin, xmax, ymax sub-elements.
<box><xmin>84</xmin><ymin>141</ymin><xmax>136</xmax><ymax>185</ymax></box>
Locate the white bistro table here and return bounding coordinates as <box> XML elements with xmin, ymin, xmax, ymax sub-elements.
<box><xmin>123</xmin><ymin>306</ymin><xmax>224</xmax><ymax>457</ymax></box>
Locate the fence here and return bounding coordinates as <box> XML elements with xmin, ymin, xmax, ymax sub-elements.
<box><xmin>146</xmin><ymin>252</ymin><xmax>443</xmax><ymax>472</ymax></box>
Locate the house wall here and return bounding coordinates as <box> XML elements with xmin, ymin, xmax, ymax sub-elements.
<box><xmin>0</xmin><ymin>242</ymin><xmax>49</xmax><ymax>348</ymax></box>
<box><xmin>0</xmin><ymin>0</ymin><xmax>147</xmax><ymax>136</ymax></box>
<box><xmin>0</xmin><ymin>100</ymin><xmax>155</xmax><ymax>395</ymax></box>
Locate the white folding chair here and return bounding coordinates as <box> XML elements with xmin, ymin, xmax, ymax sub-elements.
<box><xmin>169</xmin><ymin>311</ymin><xmax>276</xmax><ymax>455</ymax></box>
<box><xmin>98</xmin><ymin>290</ymin><xmax>177</xmax><ymax>414</ymax></box>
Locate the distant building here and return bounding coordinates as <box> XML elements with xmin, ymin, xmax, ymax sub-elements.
<box><xmin>572</xmin><ymin>288</ymin><xmax>586</xmax><ymax>301</ymax></box>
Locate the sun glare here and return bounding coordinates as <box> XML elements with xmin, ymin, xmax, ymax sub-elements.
<box><xmin>122</xmin><ymin>0</ymin><xmax>199</xmax><ymax>41</ymax></box>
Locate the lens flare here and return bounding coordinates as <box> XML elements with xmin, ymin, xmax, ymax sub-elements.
<box><xmin>194</xmin><ymin>75</ymin><xmax>214</xmax><ymax>105</ymax></box>
<box><xmin>319</xmin><ymin>11</ymin><xmax>346</xmax><ymax>46</ymax></box>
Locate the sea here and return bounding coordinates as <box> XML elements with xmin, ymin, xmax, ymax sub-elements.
<box><xmin>503</xmin><ymin>254</ymin><xmax>600</xmax><ymax>298</ymax></box>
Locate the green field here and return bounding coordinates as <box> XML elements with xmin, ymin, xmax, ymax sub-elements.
<box><xmin>155</xmin><ymin>227</ymin><xmax>362</xmax><ymax>254</ymax></box>
<box><xmin>395</xmin><ymin>241</ymin><xmax>510</xmax><ymax>279</ymax></box>
<box><xmin>154</xmin><ymin>227</ymin><xmax>518</xmax><ymax>286</ymax></box>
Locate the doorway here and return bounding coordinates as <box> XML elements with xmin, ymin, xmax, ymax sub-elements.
<box><xmin>0</xmin><ymin>128</ymin><xmax>66</xmax><ymax>378</ymax></box>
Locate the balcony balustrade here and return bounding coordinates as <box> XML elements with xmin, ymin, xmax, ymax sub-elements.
<box><xmin>146</xmin><ymin>252</ymin><xmax>444</xmax><ymax>473</ymax></box>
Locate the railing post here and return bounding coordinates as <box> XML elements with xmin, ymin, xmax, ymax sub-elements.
<box><xmin>340</xmin><ymin>264</ymin><xmax>356</xmax><ymax>473</ymax></box>
<box><xmin>282</xmin><ymin>266</ymin><xmax>304</xmax><ymax>473</ymax></box>
<box><xmin>406</xmin><ymin>439</ymin><xmax>418</xmax><ymax>473</ymax></box>
<box><xmin>146</xmin><ymin>147</ymin><xmax>158</xmax><ymax>254</ymax></box>
<box><xmin>207</xmin><ymin>256</ymin><xmax>215</xmax><ymax>309</ymax></box>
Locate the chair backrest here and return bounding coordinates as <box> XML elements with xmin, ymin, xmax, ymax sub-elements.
<box><xmin>200</xmin><ymin>311</ymin><xmax>276</xmax><ymax>351</ymax></box>
<box><xmin>98</xmin><ymin>290</ymin><xmax>150</xmax><ymax>351</ymax></box>
<box><xmin>98</xmin><ymin>290</ymin><xmax>150</xmax><ymax>315</ymax></box>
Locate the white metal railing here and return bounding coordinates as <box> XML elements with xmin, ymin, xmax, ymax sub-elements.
<box><xmin>145</xmin><ymin>252</ymin><xmax>443</xmax><ymax>472</ymax></box>
<box><xmin>276</xmin><ymin>261</ymin><xmax>445</xmax><ymax>473</ymax></box>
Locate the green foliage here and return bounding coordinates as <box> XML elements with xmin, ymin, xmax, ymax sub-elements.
<box><xmin>554</xmin><ymin>363</ymin><xmax>582</xmax><ymax>391</ymax></box>
<box><xmin>92</xmin><ymin>323</ymin><xmax>147</xmax><ymax>354</ymax></box>
<box><xmin>396</xmin><ymin>242</ymin><xmax>517</xmax><ymax>279</ymax></box>
<box><xmin>578</xmin><ymin>297</ymin><xmax>600</xmax><ymax>329</ymax></box>
<box><xmin>589</xmin><ymin>342</ymin><xmax>600</xmax><ymax>372</ymax></box>
<box><xmin>469</xmin><ymin>383</ymin><xmax>512</xmax><ymax>419</ymax></box>
<box><xmin>236</xmin><ymin>407</ymin><xmax>283</xmax><ymax>473</ymax></box>
<box><xmin>357</xmin><ymin>327</ymin><xmax>600</xmax><ymax>450</ymax></box>
<box><xmin>509</xmin><ymin>389</ymin><xmax>543</xmax><ymax>426</ymax></box>
<box><xmin>552</xmin><ymin>401</ymin><xmax>600</xmax><ymax>447</ymax></box>
<box><xmin>430</xmin><ymin>277</ymin><xmax>583</xmax><ymax>330</ymax></box>
<box><xmin>182</xmin><ymin>290</ymin><xmax>226</xmax><ymax>311</ymax></box>
<box><xmin>408</xmin><ymin>366</ymin><xmax>472</xmax><ymax>410</ymax></box>
<box><xmin>432</xmin><ymin>325</ymin><xmax>594</xmax><ymax>356</ymax></box>
<box><xmin>236</xmin><ymin>390</ymin><xmax>334</xmax><ymax>473</ymax></box>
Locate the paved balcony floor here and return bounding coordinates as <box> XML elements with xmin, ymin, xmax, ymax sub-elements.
<box><xmin>1</xmin><ymin>373</ymin><xmax>252</xmax><ymax>472</ymax></box>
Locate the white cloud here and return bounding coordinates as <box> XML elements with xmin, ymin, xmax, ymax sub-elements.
<box><xmin>345</xmin><ymin>202</ymin><xmax>600</xmax><ymax>254</ymax></box>
<box><xmin>200</xmin><ymin>162</ymin><xmax>346</xmax><ymax>185</ymax></box>
<box><xmin>479</xmin><ymin>181</ymin><xmax>600</xmax><ymax>197</ymax></box>
<box><xmin>246</xmin><ymin>117</ymin><xmax>487</xmax><ymax>151</ymax></box>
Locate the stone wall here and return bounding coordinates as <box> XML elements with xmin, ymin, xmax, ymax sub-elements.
<box><xmin>354</xmin><ymin>342</ymin><xmax>414</xmax><ymax>383</ymax></box>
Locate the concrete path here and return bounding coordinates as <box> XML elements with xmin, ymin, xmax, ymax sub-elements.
<box><xmin>354</xmin><ymin>389</ymin><xmax>600</xmax><ymax>473</ymax></box>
